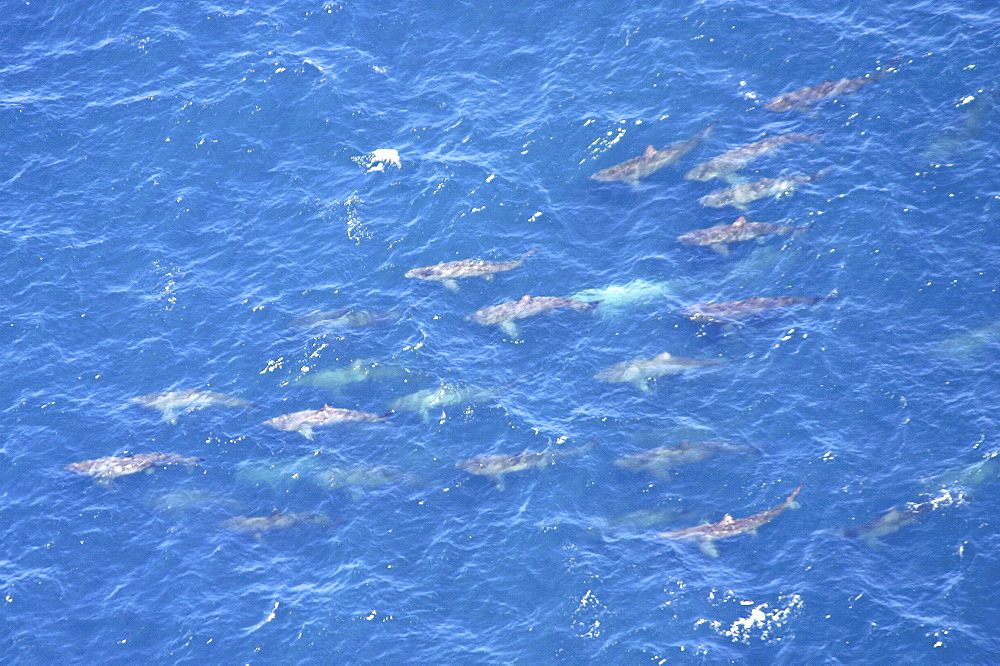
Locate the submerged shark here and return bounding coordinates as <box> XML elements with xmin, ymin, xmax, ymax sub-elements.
<box><xmin>390</xmin><ymin>384</ymin><xmax>499</xmax><ymax>421</ymax></box>
<box><xmin>841</xmin><ymin>488</ymin><xmax>968</xmax><ymax>547</ymax></box>
<box><xmin>594</xmin><ymin>352</ymin><xmax>723</xmax><ymax>392</ymax></box>
<box><xmin>764</xmin><ymin>58</ymin><xmax>901</xmax><ymax>112</ymax></box>
<box><xmin>570</xmin><ymin>279</ymin><xmax>676</xmax><ymax>315</ymax></box>
<box><xmin>467</xmin><ymin>294</ymin><xmax>599</xmax><ymax>337</ymax></box>
<box><xmin>314</xmin><ymin>464</ymin><xmax>414</xmax><ymax>501</ymax></box>
<box><xmin>291</xmin><ymin>360</ymin><xmax>408</xmax><ymax>392</ymax></box>
<box><xmin>131</xmin><ymin>389</ymin><xmax>247</xmax><ymax>424</ymax></box>
<box><xmin>658</xmin><ymin>484</ymin><xmax>803</xmax><ymax>557</ymax></box>
<box><xmin>290</xmin><ymin>309</ymin><xmax>403</xmax><ymax>330</ymax></box>
<box><xmin>924</xmin><ymin>89</ymin><xmax>995</xmax><ymax>165</ymax></box>
<box><xmin>677</xmin><ymin>216</ymin><xmax>810</xmax><ymax>255</ymax></box>
<box><xmin>614</xmin><ymin>440</ymin><xmax>749</xmax><ymax>479</ymax></box>
<box><xmin>685</xmin><ymin>132</ymin><xmax>824</xmax><ymax>182</ymax></box>
<box><xmin>149</xmin><ymin>489</ymin><xmax>243</xmax><ymax>514</ymax></box>
<box><xmin>591</xmin><ymin>123</ymin><xmax>716</xmax><ymax>185</ymax></box>
<box><xmin>682</xmin><ymin>295</ymin><xmax>832</xmax><ymax>325</ymax></box>
<box><xmin>263</xmin><ymin>405</ymin><xmax>391</xmax><ymax>440</ymax></box>
<box><xmin>220</xmin><ymin>510</ymin><xmax>332</xmax><ymax>541</ymax></box>
<box><xmin>405</xmin><ymin>247</ymin><xmax>539</xmax><ymax>291</ymax></box>
<box><xmin>925</xmin><ymin>450</ymin><xmax>999</xmax><ymax>491</ymax></box>
<box><xmin>65</xmin><ymin>452</ymin><xmax>204</xmax><ymax>485</ymax></box>
<box><xmin>456</xmin><ymin>441</ymin><xmax>594</xmax><ymax>490</ymax></box>
<box><xmin>698</xmin><ymin>171</ymin><xmax>827</xmax><ymax>209</ymax></box>
<box><xmin>935</xmin><ymin>320</ymin><xmax>1000</xmax><ymax>362</ymax></box>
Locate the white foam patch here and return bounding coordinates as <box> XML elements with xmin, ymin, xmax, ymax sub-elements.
<box><xmin>353</xmin><ymin>149</ymin><xmax>401</xmax><ymax>172</ymax></box>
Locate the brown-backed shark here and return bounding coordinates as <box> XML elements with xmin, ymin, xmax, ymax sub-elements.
<box><xmin>591</xmin><ymin>123</ymin><xmax>716</xmax><ymax>185</ymax></box>
<box><xmin>657</xmin><ymin>484</ymin><xmax>802</xmax><ymax>557</ymax></box>
<box><xmin>405</xmin><ymin>247</ymin><xmax>539</xmax><ymax>291</ymax></box>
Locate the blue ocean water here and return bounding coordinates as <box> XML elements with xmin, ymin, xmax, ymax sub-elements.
<box><xmin>2</xmin><ymin>0</ymin><xmax>999</xmax><ymax>662</ymax></box>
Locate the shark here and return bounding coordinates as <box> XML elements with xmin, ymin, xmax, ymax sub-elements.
<box><xmin>467</xmin><ymin>294</ymin><xmax>599</xmax><ymax>337</ymax></box>
<box><xmin>591</xmin><ymin>123</ymin><xmax>716</xmax><ymax>185</ymax></box>
<box><xmin>131</xmin><ymin>389</ymin><xmax>248</xmax><ymax>424</ymax></box>
<box><xmin>405</xmin><ymin>247</ymin><xmax>539</xmax><ymax>291</ymax></box>
<box><xmin>289</xmin><ymin>309</ymin><xmax>403</xmax><ymax>330</ymax></box>
<box><xmin>390</xmin><ymin>384</ymin><xmax>500</xmax><ymax>421</ymax></box>
<box><xmin>220</xmin><ymin>510</ymin><xmax>333</xmax><ymax>541</ymax></box>
<box><xmin>569</xmin><ymin>279</ymin><xmax>676</xmax><ymax>315</ymax></box>
<box><xmin>263</xmin><ymin>405</ymin><xmax>392</xmax><ymax>440</ymax></box>
<box><xmin>698</xmin><ymin>171</ymin><xmax>827</xmax><ymax>209</ymax></box>
<box><xmin>291</xmin><ymin>360</ymin><xmax>408</xmax><ymax>392</ymax></box>
<box><xmin>841</xmin><ymin>488</ymin><xmax>968</xmax><ymax>547</ymax></box>
<box><xmin>682</xmin><ymin>295</ymin><xmax>832</xmax><ymax>326</ymax></box>
<box><xmin>456</xmin><ymin>441</ymin><xmax>594</xmax><ymax>490</ymax></box>
<box><xmin>658</xmin><ymin>484</ymin><xmax>803</xmax><ymax>557</ymax></box>
<box><xmin>65</xmin><ymin>452</ymin><xmax>204</xmax><ymax>485</ymax></box>
<box><xmin>313</xmin><ymin>464</ymin><xmax>415</xmax><ymax>501</ymax></box>
<box><xmin>594</xmin><ymin>352</ymin><xmax>723</xmax><ymax>392</ymax></box>
<box><xmin>614</xmin><ymin>440</ymin><xmax>749</xmax><ymax>479</ymax></box>
<box><xmin>684</xmin><ymin>132</ymin><xmax>824</xmax><ymax>182</ymax></box>
<box><xmin>764</xmin><ymin>58</ymin><xmax>902</xmax><ymax>112</ymax></box>
<box><xmin>677</xmin><ymin>216</ymin><xmax>810</xmax><ymax>255</ymax></box>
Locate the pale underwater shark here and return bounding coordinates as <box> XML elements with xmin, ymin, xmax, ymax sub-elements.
<box><xmin>390</xmin><ymin>384</ymin><xmax>500</xmax><ymax>421</ymax></box>
<box><xmin>220</xmin><ymin>510</ymin><xmax>333</xmax><ymax>541</ymax></box>
<box><xmin>658</xmin><ymin>484</ymin><xmax>802</xmax><ymax>557</ymax></box>
<box><xmin>591</xmin><ymin>122</ymin><xmax>716</xmax><ymax>186</ymax></box>
<box><xmin>594</xmin><ymin>352</ymin><xmax>723</xmax><ymax>392</ymax></box>
<box><xmin>614</xmin><ymin>440</ymin><xmax>750</xmax><ymax>479</ymax></box>
<box><xmin>131</xmin><ymin>389</ymin><xmax>248</xmax><ymax>424</ymax></box>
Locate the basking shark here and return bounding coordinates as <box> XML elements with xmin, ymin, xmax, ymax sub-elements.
<box><xmin>456</xmin><ymin>441</ymin><xmax>594</xmax><ymax>490</ymax></box>
<box><xmin>390</xmin><ymin>384</ymin><xmax>499</xmax><ymax>421</ymax></box>
<box><xmin>765</xmin><ymin>58</ymin><xmax>901</xmax><ymax>112</ymax></box>
<box><xmin>65</xmin><ymin>452</ymin><xmax>204</xmax><ymax>485</ymax></box>
<box><xmin>677</xmin><ymin>216</ymin><xmax>810</xmax><ymax>255</ymax></box>
<box><xmin>467</xmin><ymin>294</ymin><xmax>599</xmax><ymax>337</ymax></box>
<box><xmin>263</xmin><ymin>405</ymin><xmax>391</xmax><ymax>440</ymax></box>
<box><xmin>289</xmin><ymin>309</ymin><xmax>403</xmax><ymax>330</ymax></box>
<box><xmin>841</xmin><ymin>488</ymin><xmax>968</xmax><ymax>547</ymax></box>
<box><xmin>291</xmin><ymin>360</ymin><xmax>408</xmax><ymax>392</ymax></box>
<box><xmin>682</xmin><ymin>295</ymin><xmax>832</xmax><ymax>326</ymax></box>
<box><xmin>698</xmin><ymin>171</ymin><xmax>827</xmax><ymax>209</ymax></box>
<box><xmin>614</xmin><ymin>440</ymin><xmax>749</xmax><ymax>479</ymax></box>
<box><xmin>591</xmin><ymin>123</ymin><xmax>716</xmax><ymax>185</ymax></box>
<box><xmin>131</xmin><ymin>389</ymin><xmax>247</xmax><ymax>424</ymax></box>
<box><xmin>405</xmin><ymin>247</ymin><xmax>539</xmax><ymax>291</ymax></box>
<box><xmin>594</xmin><ymin>352</ymin><xmax>723</xmax><ymax>392</ymax></box>
<box><xmin>685</xmin><ymin>132</ymin><xmax>824</xmax><ymax>182</ymax></box>
<box><xmin>220</xmin><ymin>510</ymin><xmax>333</xmax><ymax>541</ymax></box>
<box><xmin>658</xmin><ymin>484</ymin><xmax>803</xmax><ymax>557</ymax></box>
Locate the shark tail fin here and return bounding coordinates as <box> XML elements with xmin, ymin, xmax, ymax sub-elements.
<box><xmin>520</xmin><ymin>246</ymin><xmax>541</xmax><ymax>261</ymax></box>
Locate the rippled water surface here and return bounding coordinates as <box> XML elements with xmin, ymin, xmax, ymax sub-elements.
<box><xmin>3</xmin><ymin>0</ymin><xmax>999</xmax><ymax>662</ymax></box>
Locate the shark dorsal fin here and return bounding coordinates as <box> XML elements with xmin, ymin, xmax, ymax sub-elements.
<box><xmin>643</xmin><ymin>145</ymin><xmax>657</xmax><ymax>158</ymax></box>
<box><xmin>720</xmin><ymin>514</ymin><xmax>735</xmax><ymax>524</ymax></box>
<box><xmin>732</xmin><ymin>216</ymin><xmax>747</xmax><ymax>226</ymax></box>
<box><xmin>656</xmin><ymin>352</ymin><xmax>673</xmax><ymax>360</ymax></box>
<box><xmin>520</xmin><ymin>294</ymin><xmax>531</xmax><ymax>301</ymax></box>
